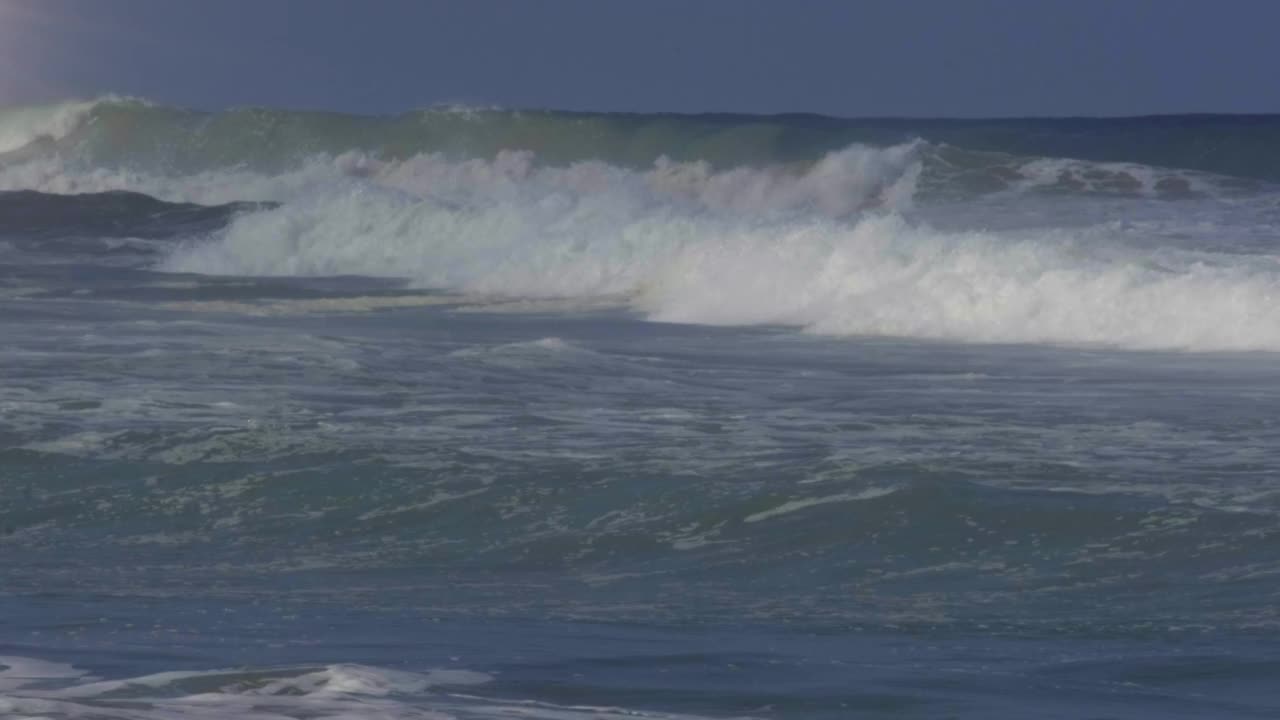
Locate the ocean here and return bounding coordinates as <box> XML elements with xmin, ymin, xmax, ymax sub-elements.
<box><xmin>2</xmin><ymin>98</ymin><xmax>1279</xmax><ymax>719</ymax></box>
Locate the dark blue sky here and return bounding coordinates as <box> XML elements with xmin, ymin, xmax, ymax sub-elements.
<box><xmin>5</xmin><ymin>0</ymin><xmax>1279</xmax><ymax>117</ymax></box>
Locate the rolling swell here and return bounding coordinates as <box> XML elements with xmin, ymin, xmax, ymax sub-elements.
<box><xmin>2</xmin><ymin>97</ymin><xmax>1278</xmax><ymax>187</ymax></box>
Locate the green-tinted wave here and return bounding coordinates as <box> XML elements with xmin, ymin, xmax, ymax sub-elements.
<box><xmin>3</xmin><ymin>98</ymin><xmax>1279</xmax><ymax>183</ymax></box>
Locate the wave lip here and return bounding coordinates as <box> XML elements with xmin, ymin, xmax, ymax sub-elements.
<box><xmin>0</xmin><ymin>99</ymin><xmax>103</xmax><ymax>155</ymax></box>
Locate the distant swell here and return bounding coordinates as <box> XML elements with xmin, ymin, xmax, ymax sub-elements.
<box><xmin>1</xmin><ymin>97</ymin><xmax>1278</xmax><ymax>189</ymax></box>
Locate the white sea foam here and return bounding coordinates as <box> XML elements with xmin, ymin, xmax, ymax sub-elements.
<box><xmin>7</xmin><ymin>129</ymin><xmax>1278</xmax><ymax>352</ymax></box>
<box><xmin>0</xmin><ymin>656</ymin><xmax>92</xmax><ymax>692</ymax></box>
<box><xmin>158</xmin><ymin>156</ymin><xmax>1280</xmax><ymax>352</ymax></box>
<box><xmin>1012</xmin><ymin>157</ymin><xmax>1219</xmax><ymax>196</ymax></box>
<box><xmin>0</xmin><ymin>141</ymin><xmax>920</xmax><ymax>211</ymax></box>
<box><xmin>0</xmin><ymin>658</ymin><xmax>741</xmax><ymax>720</ymax></box>
<box><xmin>744</xmin><ymin>487</ymin><xmax>899</xmax><ymax>523</ymax></box>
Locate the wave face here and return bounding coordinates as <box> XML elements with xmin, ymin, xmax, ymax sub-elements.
<box><xmin>5</xmin><ymin>97</ymin><xmax>1280</xmax><ymax>182</ymax></box>
<box><xmin>3</xmin><ymin>98</ymin><xmax>1280</xmax><ymax>351</ymax></box>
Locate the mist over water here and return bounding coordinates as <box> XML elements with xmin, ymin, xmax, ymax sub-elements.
<box><xmin>3</xmin><ymin>98</ymin><xmax>1280</xmax><ymax>719</ymax></box>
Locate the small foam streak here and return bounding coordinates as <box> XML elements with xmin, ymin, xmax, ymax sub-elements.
<box><xmin>744</xmin><ymin>487</ymin><xmax>899</xmax><ymax>523</ymax></box>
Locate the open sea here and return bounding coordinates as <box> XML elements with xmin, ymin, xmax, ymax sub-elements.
<box><xmin>2</xmin><ymin>99</ymin><xmax>1280</xmax><ymax>719</ymax></box>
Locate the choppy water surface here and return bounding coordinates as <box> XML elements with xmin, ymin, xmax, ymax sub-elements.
<box><xmin>2</xmin><ymin>100</ymin><xmax>1280</xmax><ymax>719</ymax></box>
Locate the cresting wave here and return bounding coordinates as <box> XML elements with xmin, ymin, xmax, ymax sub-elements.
<box><xmin>136</xmin><ymin>140</ymin><xmax>1277</xmax><ymax>353</ymax></box>
<box><xmin>0</xmin><ymin>99</ymin><xmax>101</xmax><ymax>155</ymax></box>
<box><xmin>4</xmin><ymin>97</ymin><xmax>1280</xmax><ymax>352</ymax></box>
<box><xmin>162</xmin><ymin>187</ymin><xmax>1280</xmax><ymax>351</ymax></box>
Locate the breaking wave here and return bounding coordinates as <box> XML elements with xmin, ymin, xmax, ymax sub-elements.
<box><xmin>0</xmin><ymin>99</ymin><xmax>101</xmax><ymax>154</ymax></box>
<box><xmin>4</xmin><ymin>97</ymin><xmax>1280</xmax><ymax>352</ymax></box>
<box><xmin>150</xmin><ymin>145</ymin><xmax>1280</xmax><ymax>352</ymax></box>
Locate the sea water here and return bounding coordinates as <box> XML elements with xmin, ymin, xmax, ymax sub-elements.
<box><xmin>1</xmin><ymin>100</ymin><xmax>1279</xmax><ymax>718</ymax></box>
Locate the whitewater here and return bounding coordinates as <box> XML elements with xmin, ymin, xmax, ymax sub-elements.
<box><xmin>2</xmin><ymin>98</ymin><xmax>1280</xmax><ymax>719</ymax></box>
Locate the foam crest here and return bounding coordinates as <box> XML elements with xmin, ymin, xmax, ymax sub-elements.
<box><xmin>1013</xmin><ymin>157</ymin><xmax>1217</xmax><ymax>196</ymax></box>
<box><xmin>162</xmin><ymin>153</ymin><xmax>1280</xmax><ymax>352</ymax></box>
<box><xmin>349</xmin><ymin>142</ymin><xmax>920</xmax><ymax>216</ymax></box>
<box><xmin>0</xmin><ymin>99</ymin><xmax>102</xmax><ymax>154</ymax></box>
<box><xmin>0</xmin><ymin>141</ymin><xmax>921</xmax><ymax>218</ymax></box>
<box><xmin>0</xmin><ymin>658</ymin><xmax>735</xmax><ymax>720</ymax></box>
<box><xmin>4</xmin><ymin>96</ymin><xmax>1280</xmax><ymax>182</ymax></box>
<box><xmin>0</xmin><ymin>656</ymin><xmax>91</xmax><ymax>692</ymax></box>
<box><xmin>158</xmin><ymin>144</ymin><xmax>922</xmax><ymax>296</ymax></box>
<box><xmin>642</xmin><ymin>215</ymin><xmax>1280</xmax><ymax>350</ymax></box>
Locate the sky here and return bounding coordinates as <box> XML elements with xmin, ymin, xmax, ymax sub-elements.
<box><xmin>2</xmin><ymin>0</ymin><xmax>1279</xmax><ymax>118</ymax></box>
